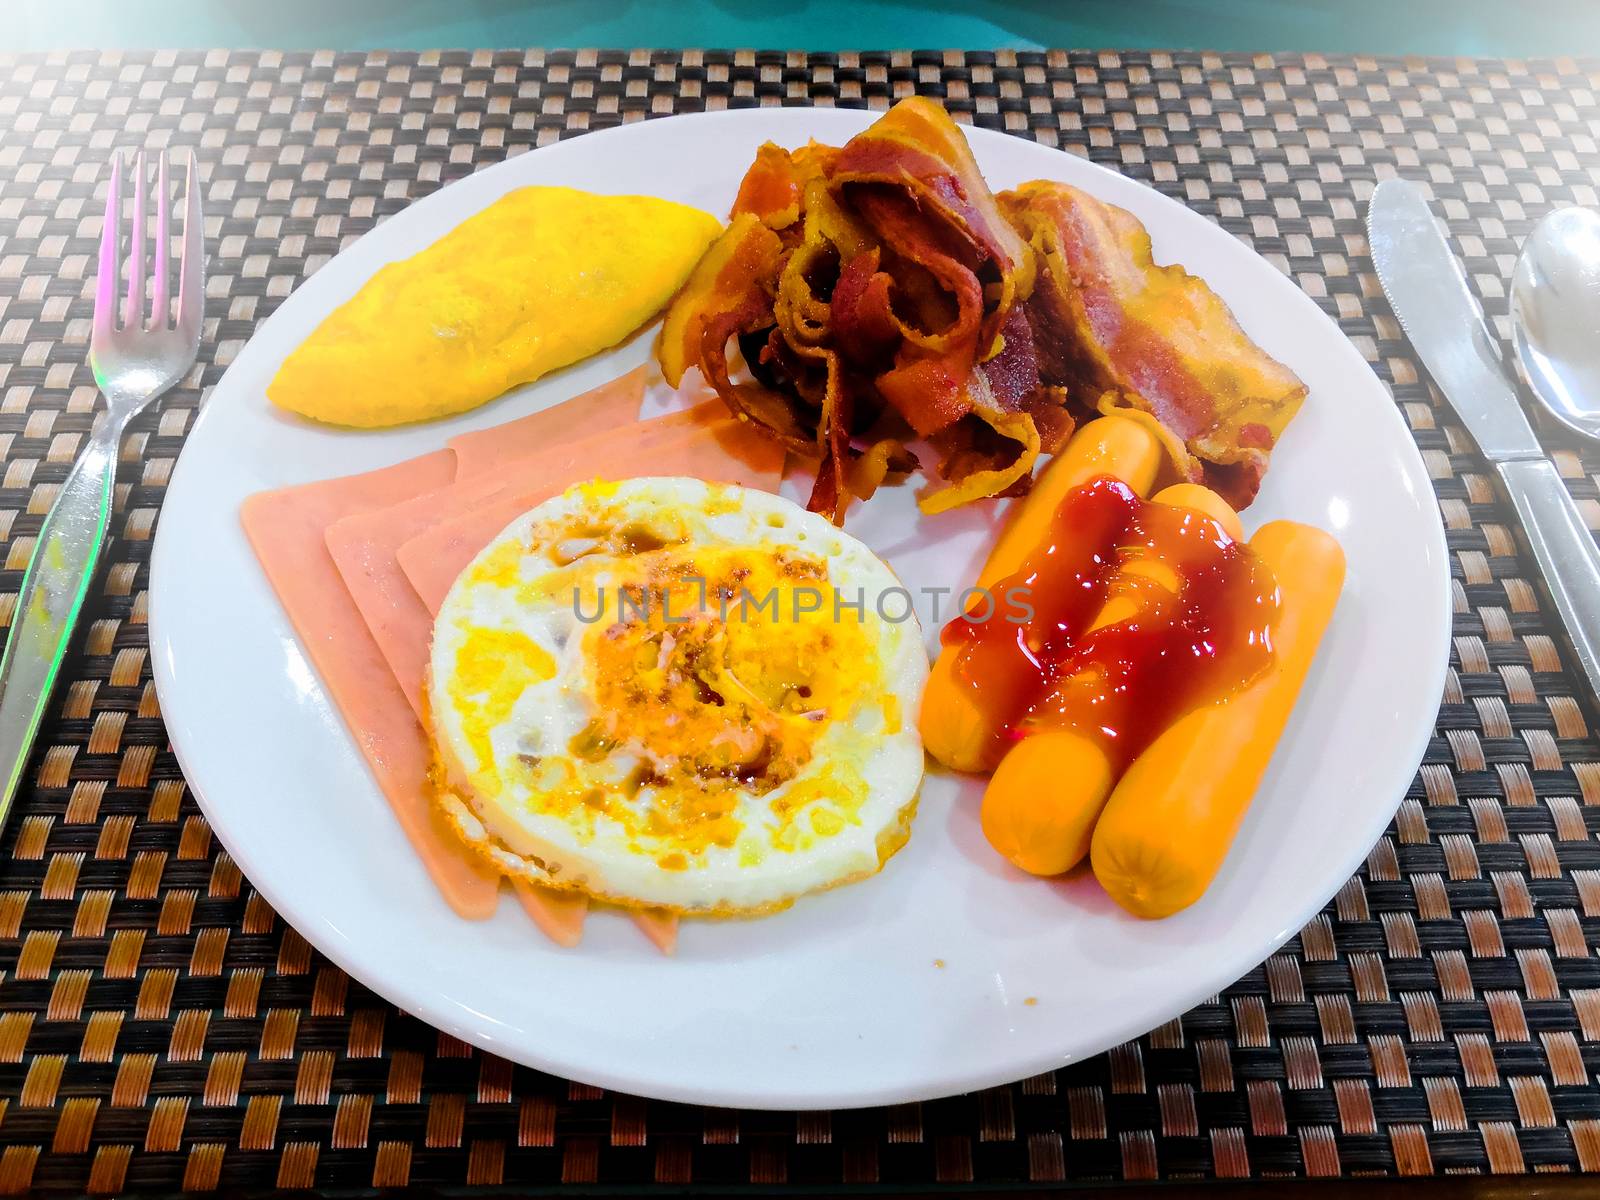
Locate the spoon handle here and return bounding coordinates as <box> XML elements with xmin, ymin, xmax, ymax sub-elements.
<box><xmin>1498</xmin><ymin>457</ymin><xmax>1600</xmax><ymax>703</ymax></box>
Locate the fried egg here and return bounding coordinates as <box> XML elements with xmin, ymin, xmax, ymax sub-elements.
<box><xmin>426</xmin><ymin>477</ymin><xmax>928</xmax><ymax>916</ymax></box>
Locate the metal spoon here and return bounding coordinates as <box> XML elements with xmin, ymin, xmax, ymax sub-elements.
<box><xmin>1511</xmin><ymin>206</ymin><xmax>1600</xmax><ymax>441</ymax></box>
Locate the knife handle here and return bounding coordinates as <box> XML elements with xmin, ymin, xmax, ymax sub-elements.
<box><xmin>0</xmin><ymin>429</ymin><xmax>117</xmax><ymax>826</ymax></box>
<box><xmin>1498</xmin><ymin>457</ymin><xmax>1600</xmax><ymax>704</ymax></box>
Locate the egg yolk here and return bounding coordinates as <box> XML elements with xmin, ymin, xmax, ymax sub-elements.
<box><xmin>576</xmin><ymin>545</ymin><xmax>876</xmax><ymax>847</ymax></box>
<box><xmin>449</xmin><ymin>627</ymin><xmax>558</xmax><ymax>781</ymax></box>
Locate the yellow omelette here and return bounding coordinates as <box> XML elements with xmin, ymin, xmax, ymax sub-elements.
<box><xmin>268</xmin><ymin>186</ymin><xmax>721</xmax><ymax>428</ymax></box>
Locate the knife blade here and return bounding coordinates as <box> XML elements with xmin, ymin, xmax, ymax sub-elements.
<box><xmin>1367</xmin><ymin>178</ymin><xmax>1543</xmax><ymax>461</ymax></box>
<box><xmin>1368</xmin><ymin>177</ymin><xmax>1600</xmax><ymax>705</ymax></box>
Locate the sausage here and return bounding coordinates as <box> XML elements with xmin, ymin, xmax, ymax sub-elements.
<box><xmin>920</xmin><ymin>416</ymin><xmax>1164</xmax><ymax>773</ymax></box>
<box><xmin>1089</xmin><ymin>520</ymin><xmax>1346</xmax><ymax>917</ymax></box>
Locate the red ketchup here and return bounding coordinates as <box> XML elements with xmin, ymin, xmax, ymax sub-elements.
<box><xmin>941</xmin><ymin>476</ymin><xmax>1280</xmax><ymax>767</ymax></box>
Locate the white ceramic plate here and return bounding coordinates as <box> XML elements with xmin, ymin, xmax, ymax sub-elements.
<box><xmin>149</xmin><ymin>109</ymin><xmax>1449</xmax><ymax>1109</ymax></box>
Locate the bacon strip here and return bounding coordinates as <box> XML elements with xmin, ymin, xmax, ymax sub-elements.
<box><xmin>659</xmin><ymin>97</ymin><xmax>1071</xmax><ymax>523</ymax></box>
<box><xmin>657</xmin><ymin>213</ymin><xmax>814</xmax><ymax>451</ymax></box>
<box><xmin>826</xmin><ymin>102</ymin><xmax>1065</xmax><ymax>514</ymax></box>
<box><xmin>732</xmin><ymin>141</ymin><xmax>838</xmax><ymax>231</ymax></box>
<box><xmin>829</xmin><ymin>96</ymin><xmax>1035</xmax><ymax>337</ymax></box>
<box><xmin>1001</xmin><ymin>180</ymin><xmax>1307</xmax><ymax>507</ymax></box>
<box><xmin>660</xmin><ymin>215</ymin><xmax>779</xmax><ymax>391</ymax></box>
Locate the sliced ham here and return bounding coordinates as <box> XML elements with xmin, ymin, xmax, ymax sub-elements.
<box><xmin>239</xmin><ymin>451</ymin><xmax>502</xmax><ymax>919</ymax></box>
<box><xmin>447</xmin><ymin>366</ymin><xmax>646</xmax><ymax>476</ymax></box>
<box><xmin>325</xmin><ymin>403</ymin><xmax>733</xmax><ymax>717</ymax></box>
<box><xmin>512</xmin><ymin>880</ymin><xmax>589</xmax><ymax>948</ymax></box>
<box><xmin>400</xmin><ymin>418</ymin><xmax>785</xmax><ymax>613</ymax></box>
<box><xmin>244</xmin><ymin>373</ymin><xmax>782</xmax><ymax>953</ymax></box>
<box><xmin>629</xmin><ymin>908</ymin><xmax>680</xmax><ymax>956</ymax></box>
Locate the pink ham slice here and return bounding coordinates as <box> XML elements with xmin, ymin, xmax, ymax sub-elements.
<box><xmin>325</xmin><ymin>403</ymin><xmax>731</xmax><ymax>717</ymax></box>
<box><xmin>629</xmin><ymin>908</ymin><xmax>680</xmax><ymax>956</ymax></box>
<box><xmin>447</xmin><ymin>366</ymin><xmax>647</xmax><ymax>476</ymax></box>
<box><xmin>399</xmin><ymin>418</ymin><xmax>785</xmax><ymax>613</ymax></box>
<box><xmin>512</xmin><ymin>880</ymin><xmax>588</xmax><ymax>948</ymax></box>
<box><xmin>239</xmin><ymin>451</ymin><xmax>502</xmax><ymax>919</ymax></box>
<box><xmin>246</xmin><ymin>373</ymin><xmax>786</xmax><ymax>953</ymax></box>
<box><xmin>386</xmin><ymin>418</ymin><xmax>781</xmax><ymax>954</ymax></box>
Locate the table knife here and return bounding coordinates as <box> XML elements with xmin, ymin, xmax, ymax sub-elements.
<box><xmin>1368</xmin><ymin>178</ymin><xmax>1600</xmax><ymax>703</ymax></box>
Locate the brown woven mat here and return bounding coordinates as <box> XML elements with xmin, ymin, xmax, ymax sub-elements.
<box><xmin>1</xmin><ymin>47</ymin><xmax>1599</xmax><ymax>1193</ymax></box>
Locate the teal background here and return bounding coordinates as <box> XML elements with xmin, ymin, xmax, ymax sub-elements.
<box><xmin>9</xmin><ymin>0</ymin><xmax>1600</xmax><ymax>57</ymax></box>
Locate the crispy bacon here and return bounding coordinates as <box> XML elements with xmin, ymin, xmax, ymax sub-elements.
<box><xmin>732</xmin><ymin>141</ymin><xmax>839</xmax><ymax>232</ymax></box>
<box><xmin>659</xmin><ymin>213</ymin><xmax>777</xmax><ymax>390</ymax></box>
<box><xmin>660</xmin><ymin>103</ymin><xmax>1310</xmax><ymax>519</ymax></box>
<box><xmin>830</xmin><ymin>248</ymin><xmax>899</xmax><ymax>367</ymax></box>
<box><xmin>657</xmin><ymin>214</ymin><xmax>814</xmax><ymax>450</ymax></box>
<box><xmin>658</xmin><ymin>98</ymin><xmax>1071</xmax><ymax>523</ymax></box>
<box><xmin>1001</xmin><ymin>181</ymin><xmax>1307</xmax><ymax>507</ymax></box>
<box><xmin>830</xmin><ymin>96</ymin><xmax>1035</xmax><ymax>327</ymax></box>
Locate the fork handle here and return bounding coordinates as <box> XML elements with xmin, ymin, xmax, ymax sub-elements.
<box><xmin>0</xmin><ymin>428</ymin><xmax>120</xmax><ymax>822</ymax></box>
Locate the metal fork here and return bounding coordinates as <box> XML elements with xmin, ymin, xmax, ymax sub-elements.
<box><xmin>0</xmin><ymin>149</ymin><xmax>204</xmax><ymax>825</ymax></box>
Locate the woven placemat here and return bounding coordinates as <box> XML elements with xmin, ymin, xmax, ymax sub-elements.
<box><xmin>1</xmin><ymin>47</ymin><xmax>1599</xmax><ymax>1194</ymax></box>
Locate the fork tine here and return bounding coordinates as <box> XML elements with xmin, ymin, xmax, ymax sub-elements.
<box><xmin>176</xmin><ymin>149</ymin><xmax>204</xmax><ymax>341</ymax></box>
<box><xmin>93</xmin><ymin>152</ymin><xmax>123</xmax><ymax>344</ymax></box>
<box><xmin>149</xmin><ymin>149</ymin><xmax>171</xmax><ymax>331</ymax></box>
<box><xmin>124</xmin><ymin>149</ymin><xmax>146</xmax><ymax>331</ymax></box>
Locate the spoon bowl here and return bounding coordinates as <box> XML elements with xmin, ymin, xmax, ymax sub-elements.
<box><xmin>1511</xmin><ymin>206</ymin><xmax>1600</xmax><ymax>441</ymax></box>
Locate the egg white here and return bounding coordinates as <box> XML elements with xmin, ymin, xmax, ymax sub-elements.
<box><xmin>426</xmin><ymin>477</ymin><xmax>928</xmax><ymax>916</ymax></box>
